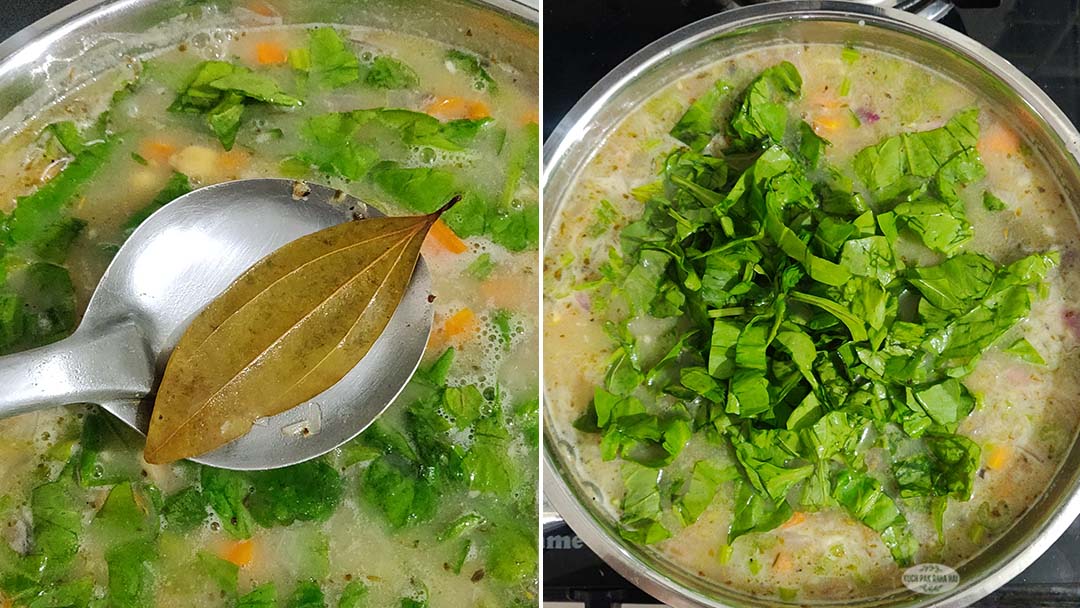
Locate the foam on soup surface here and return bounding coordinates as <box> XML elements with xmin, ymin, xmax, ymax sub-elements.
<box><xmin>545</xmin><ymin>43</ymin><xmax>1080</xmax><ymax>601</ymax></box>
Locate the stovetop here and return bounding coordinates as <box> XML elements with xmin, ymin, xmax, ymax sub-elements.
<box><xmin>544</xmin><ymin>1</ymin><xmax>1080</xmax><ymax>606</ymax></box>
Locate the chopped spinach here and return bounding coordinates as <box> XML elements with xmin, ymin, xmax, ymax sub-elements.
<box><xmin>369</xmin><ymin>162</ymin><xmax>458</xmax><ymax>213</ymax></box>
<box><xmin>30</xmin><ymin>470</ymin><xmax>84</xmax><ymax>580</ymax></box>
<box><xmin>104</xmin><ymin>540</ymin><xmax>156</xmax><ymax>608</ymax></box>
<box><xmin>364</xmin><ymin>56</ymin><xmax>419</xmax><ymax>89</ymax></box>
<box><xmin>1</xmin><ymin>263</ymin><xmax>78</xmax><ymax>351</ymax></box>
<box><xmin>200</xmin><ymin>466</ymin><xmax>254</xmax><ymax>540</ymax></box>
<box><xmin>46</xmin><ymin>121</ymin><xmax>86</xmax><ymax>155</ymax></box>
<box><xmin>1004</xmin><ymin>337</ymin><xmax>1046</xmax><ymax>365</ymax></box>
<box><xmin>238</xmin><ymin>583</ymin><xmax>278</xmax><ymax>608</ymax></box>
<box><xmin>670</xmin><ymin>80</ymin><xmax>732</xmax><ymax>152</ymax></box>
<box><xmin>575</xmin><ymin>61</ymin><xmax>1054</xmax><ymax>565</ymax></box>
<box><xmin>90</xmin><ymin>482</ymin><xmax>160</xmax><ymax>547</ymax></box>
<box><xmin>832</xmin><ymin>469</ymin><xmax>917</xmax><ymax>564</ymax></box>
<box><xmin>728</xmin><ymin>61</ymin><xmax>801</xmax><ymax>151</ymax></box>
<box><xmin>337</xmin><ymin>581</ymin><xmax>369</xmax><ymax>608</ymax></box>
<box><xmin>983</xmin><ymin>191</ymin><xmax>1008</xmax><ymax>212</ymax></box>
<box><xmin>285</xmin><ymin>581</ymin><xmax>327</xmax><ymax>608</ymax></box>
<box><xmin>445</xmin><ymin>50</ymin><xmax>497</xmax><ymax>93</ymax></box>
<box><xmin>161</xmin><ymin>486</ymin><xmax>209</xmax><ymax>531</ymax></box>
<box><xmin>77</xmin><ymin>410</ymin><xmax>143</xmax><ymax>487</ymax></box>
<box><xmin>466</xmin><ymin>253</ymin><xmax>496</xmax><ymax>280</ymax></box>
<box><xmin>288</xmin><ymin>112</ymin><xmax>380</xmax><ymax>181</ymax></box>
<box><xmin>171</xmin><ymin>60</ymin><xmax>300</xmax><ymax>149</ymax></box>
<box><xmin>307</xmin><ymin>28</ymin><xmax>361</xmax><ymax>88</ymax></box>
<box><xmin>484</xmin><ymin>523</ymin><xmax>537</xmax><ymax>583</ymax></box>
<box><xmin>361</xmin><ymin>455</ymin><xmax>438</xmax><ymax>528</ymax></box>
<box><xmin>246</xmin><ymin>458</ymin><xmax>343</xmax><ymax>528</ymax></box>
<box><xmin>22</xmin><ymin>577</ymin><xmax>94</xmax><ymax>608</ymax></box>
<box><xmin>5</xmin><ymin>138</ymin><xmax>113</xmax><ymax>264</ymax></box>
<box><xmin>197</xmin><ymin>551</ymin><xmax>239</xmax><ymax>595</ymax></box>
<box><xmin>288</xmin><ymin>106</ymin><xmax>493</xmax><ymax>181</ymax></box>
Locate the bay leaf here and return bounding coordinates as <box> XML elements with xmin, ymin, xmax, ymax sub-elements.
<box><xmin>143</xmin><ymin>197</ymin><xmax>459</xmax><ymax>464</ymax></box>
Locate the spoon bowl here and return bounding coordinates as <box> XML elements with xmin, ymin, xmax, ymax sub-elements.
<box><xmin>0</xmin><ymin>178</ymin><xmax>434</xmax><ymax>470</ymax></box>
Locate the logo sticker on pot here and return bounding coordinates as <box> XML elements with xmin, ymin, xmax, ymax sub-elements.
<box><xmin>902</xmin><ymin>563</ymin><xmax>960</xmax><ymax>594</ymax></box>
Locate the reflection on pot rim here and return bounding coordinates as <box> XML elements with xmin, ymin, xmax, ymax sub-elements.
<box><xmin>542</xmin><ymin>3</ymin><xmax>1080</xmax><ymax>608</ymax></box>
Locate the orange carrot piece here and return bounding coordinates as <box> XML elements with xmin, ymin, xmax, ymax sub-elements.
<box><xmin>781</xmin><ymin>511</ymin><xmax>807</xmax><ymax>529</ymax></box>
<box><xmin>978</xmin><ymin>125</ymin><xmax>1021</xmax><ymax>156</ymax></box>
<box><xmin>219</xmin><ymin>148</ymin><xmax>251</xmax><ymax>174</ymax></box>
<box><xmin>139</xmin><ymin>140</ymin><xmax>176</xmax><ymax>165</ymax></box>
<box><xmin>425</xmin><ymin>97</ymin><xmax>491</xmax><ymax>121</ymax></box>
<box><xmin>477</xmin><ymin>275</ymin><xmax>530</xmax><ymax>310</ymax></box>
<box><xmin>465</xmin><ymin>101</ymin><xmax>491</xmax><ymax>120</ymax></box>
<box><xmin>813</xmin><ymin>114</ymin><xmax>843</xmax><ymax>133</ymax></box>
<box><xmin>222</xmin><ymin>539</ymin><xmax>254</xmax><ymax>567</ymax></box>
<box><xmin>986</xmin><ymin>444</ymin><xmax>1012</xmax><ymax>470</ymax></box>
<box><xmin>426</xmin><ymin>219</ymin><xmax>468</xmax><ymax>254</ymax></box>
<box><xmin>247</xmin><ymin>0</ymin><xmax>278</xmax><ymax>17</ymax></box>
<box><xmin>256</xmin><ymin>41</ymin><xmax>288</xmax><ymax>65</ymax></box>
<box><xmin>772</xmin><ymin>552</ymin><xmax>794</xmax><ymax>573</ymax></box>
<box><xmin>428</xmin><ymin>308</ymin><xmax>479</xmax><ymax>349</ymax></box>
<box><xmin>520</xmin><ymin>108</ymin><xmax>540</xmax><ymax>125</ymax></box>
<box><xmin>442</xmin><ymin>308</ymin><xmax>477</xmax><ymax>338</ymax></box>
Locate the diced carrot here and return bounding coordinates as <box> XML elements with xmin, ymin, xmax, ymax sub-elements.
<box><xmin>442</xmin><ymin>308</ymin><xmax>477</xmax><ymax>337</ymax></box>
<box><xmin>978</xmin><ymin>125</ymin><xmax>1021</xmax><ymax>157</ymax></box>
<box><xmin>520</xmin><ymin>108</ymin><xmax>539</xmax><ymax>126</ymax></box>
<box><xmin>219</xmin><ymin>148</ymin><xmax>251</xmax><ymax>174</ymax></box>
<box><xmin>424</xmin><ymin>97</ymin><xmax>459</xmax><ymax>118</ymax></box>
<box><xmin>139</xmin><ymin>140</ymin><xmax>176</xmax><ymax>165</ymax></box>
<box><xmin>222</xmin><ymin>539</ymin><xmax>254</xmax><ymax>567</ymax></box>
<box><xmin>246</xmin><ymin>0</ymin><xmax>279</xmax><ymax>17</ymax></box>
<box><xmin>466</xmin><ymin>101</ymin><xmax>491</xmax><ymax>120</ymax></box>
<box><xmin>425</xmin><ymin>219</ymin><xmax>468</xmax><ymax>255</ymax></box>
<box><xmin>478</xmin><ymin>274</ymin><xmax>532</xmax><ymax>311</ymax></box>
<box><xmin>1</xmin><ymin>596</ymin><xmax>12</xmax><ymax>608</ymax></box>
<box><xmin>986</xmin><ymin>444</ymin><xmax>1012</xmax><ymax>470</ymax></box>
<box><xmin>255</xmin><ymin>41</ymin><xmax>288</xmax><ymax>65</ymax></box>
<box><xmin>813</xmin><ymin>113</ymin><xmax>843</xmax><ymax>133</ymax></box>
<box><xmin>428</xmin><ymin>308</ymin><xmax>478</xmax><ymax>349</ymax></box>
<box><xmin>425</xmin><ymin>97</ymin><xmax>491</xmax><ymax>121</ymax></box>
<box><xmin>781</xmin><ymin>511</ymin><xmax>807</xmax><ymax>529</ymax></box>
<box><xmin>772</xmin><ymin>551</ymin><xmax>794</xmax><ymax>573</ymax></box>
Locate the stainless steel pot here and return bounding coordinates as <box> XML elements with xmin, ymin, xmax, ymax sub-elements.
<box><xmin>543</xmin><ymin>2</ymin><xmax>1080</xmax><ymax>606</ymax></box>
<box><xmin>732</xmin><ymin>0</ymin><xmax>954</xmax><ymax>22</ymax></box>
<box><xmin>0</xmin><ymin>0</ymin><xmax>537</xmax><ymax>141</ymax></box>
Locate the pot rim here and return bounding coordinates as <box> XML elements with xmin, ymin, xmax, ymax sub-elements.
<box><xmin>541</xmin><ymin>2</ymin><xmax>1080</xmax><ymax>607</ymax></box>
<box><xmin>0</xmin><ymin>0</ymin><xmax>538</xmax><ymax>82</ymax></box>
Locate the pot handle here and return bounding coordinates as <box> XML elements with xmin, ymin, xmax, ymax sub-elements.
<box><xmin>0</xmin><ymin>321</ymin><xmax>154</xmax><ymax>419</ymax></box>
<box><xmin>919</xmin><ymin>0</ymin><xmax>1001</xmax><ymax>22</ymax></box>
<box><xmin>915</xmin><ymin>0</ymin><xmax>954</xmax><ymax>21</ymax></box>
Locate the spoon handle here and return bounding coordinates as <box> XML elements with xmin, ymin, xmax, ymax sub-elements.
<box><xmin>0</xmin><ymin>321</ymin><xmax>154</xmax><ymax>419</ymax></box>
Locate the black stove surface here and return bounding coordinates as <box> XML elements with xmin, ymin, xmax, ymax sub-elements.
<box><xmin>544</xmin><ymin>1</ymin><xmax>1080</xmax><ymax>139</ymax></box>
<box><xmin>544</xmin><ymin>1</ymin><xmax>1080</xmax><ymax>606</ymax></box>
<box><xmin>1</xmin><ymin>0</ymin><xmax>73</xmax><ymax>43</ymax></box>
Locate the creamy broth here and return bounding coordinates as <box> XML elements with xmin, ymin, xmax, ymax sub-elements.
<box><xmin>0</xmin><ymin>4</ymin><xmax>538</xmax><ymax>607</ymax></box>
<box><xmin>545</xmin><ymin>44</ymin><xmax>1080</xmax><ymax>601</ymax></box>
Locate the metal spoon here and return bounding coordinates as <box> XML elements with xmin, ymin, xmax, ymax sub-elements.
<box><xmin>0</xmin><ymin>178</ymin><xmax>434</xmax><ymax>470</ymax></box>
